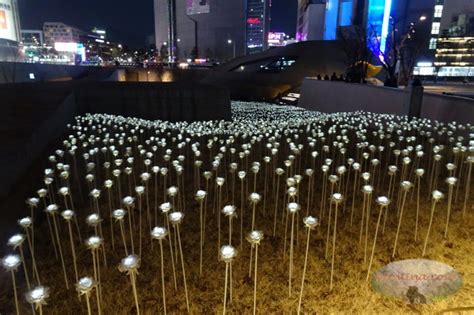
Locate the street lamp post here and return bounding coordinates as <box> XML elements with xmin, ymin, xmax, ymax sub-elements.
<box><xmin>228</xmin><ymin>39</ymin><xmax>236</xmax><ymax>59</ymax></box>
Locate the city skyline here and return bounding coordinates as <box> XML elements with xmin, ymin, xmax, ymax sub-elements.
<box><xmin>18</xmin><ymin>0</ymin><xmax>297</xmax><ymax>47</ymax></box>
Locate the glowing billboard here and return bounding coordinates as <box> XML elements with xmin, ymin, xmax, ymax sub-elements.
<box><xmin>268</xmin><ymin>32</ymin><xmax>286</xmax><ymax>47</ymax></box>
<box><xmin>186</xmin><ymin>0</ymin><xmax>210</xmax><ymax>15</ymax></box>
<box><xmin>0</xmin><ymin>0</ymin><xmax>19</xmax><ymax>42</ymax></box>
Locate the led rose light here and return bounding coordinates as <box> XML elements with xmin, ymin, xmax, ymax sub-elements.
<box><xmin>60</xmin><ymin>209</ymin><xmax>79</xmax><ymax>283</ymax></box>
<box><xmin>220</xmin><ymin>245</ymin><xmax>237</xmax><ymax>315</ymax></box>
<box><xmin>444</xmin><ymin>176</ymin><xmax>457</xmax><ymax>238</ymax></box>
<box><xmin>248</xmin><ymin>192</ymin><xmax>261</xmax><ymax>231</ymax></box>
<box><xmin>195</xmin><ymin>190</ymin><xmax>207</xmax><ymax>275</ymax></box>
<box><xmin>76</xmin><ymin>276</ymin><xmax>98</xmax><ymax>315</ymax></box>
<box><xmin>222</xmin><ymin>205</ymin><xmax>237</xmax><ymax>249</ymax></box>
<box><xmin>413</xmin><ymin>168</ymin><xmax>425</xmax><ymax>241</ymax></box>
<box><xmin>462</xmin><ymin>155</ymin><xmax>473</xmax><ymax>218</ymax></box>
<box><xmin>159</xmin><ymin>201</ymin><xmax>177</xmax><ymax>290</ymax></box>
<box><xmin>113</xmin><ymin>209</ymin><xmax>129</xmax><ymax>255</ymax></box>
<box><xmin>304</xmin><ymin>168</ymin><xmax>314</xmax><ymax>216</ymax></box>
<box><xmin>273</xmin><ymin>167</ymin><xmax>285</xmax><ymax>236</ymax></box>
<box><xmin>286</xmin><ymin>202</ymin><xmax>300</xmax><ymax>297</ymax></box>
<box><xmin>358</xmin><ymin>184</ymin><xmax>373</xmax><ymax>264</ymax></box>
<box><xmin>298</xmin><ymin>216</ymin><xmax>319</xmax><ymax>314</ymax></box>
<box><xmin>86</xmin><ymin>212</ymin><xmax>107</xmax><ymax>267</ymax></box>
<box><xmin>151</xmin><ymin>226</ymin><xmax>168</xmax><ymax>314</ymax></box>
<box><xmin>350</xmin><ymin>162</ymin><xmax>361</xmax><ymax>226</ymax></box>
<box><xmin>366</xmin><ymin>196</ymin><xmax>391</xmax><ymax>282</ymax></box>
<box><xmin>392</xmin><ymin>181</ymin><xmax>413</xmax><ymax>258</ymax></box>
<box><xmin>118</xmin><ymin>255</ymin><xmax>141</xmax><ymax>315</ymax></box>
<box><xmin>246</xmin><ymin>231</ymin><xmax>263</xmax><ymax>315</ymax></box>
<box><xmin>102</xmin><ymin>179</ymin><xmax>116</xmax><ymax>251</ymax></box>
<box><xmin>25</xmin><ymin>197</ymin><xmax>39</xmax><ymax>257</ymax></box>
<box><xmin>26</xmin><ymin>285</ymin><xmax>49</xmax><ymax>315</ymax></box>
<box><xmin>168</xmin><ymin>211</ymin><xmax>190</xmax><ymax>311</ymax></box>
<box><xmin>122</xmin><ymin>196</ymin><xmax>136</xmax><ymax>254</ymax></box>
<box><xmin>135</xmin><ymin>185</ymin><xmax>147</xmax><ymax>257</ymax></box>
<box><xmin>329</xmin><ymin>193</ymin><xmax>343</xmax><ymax>291</ymax></box>
<box><xmin>17</xmin><ymin>215</ymin><xmax>35</xmax><ymax>274</ymax></box>
<box><xmin>2</xmin><ymin>254</ymin><xmax>22</xmax><ymax>315</ymax></box>
<box><xmin>85</xmin><ymin>235</ymin><xmax>104</xmax><ymax>311</ymax></box>
<box><xmin>7</xmin><ymin>232</ymin><xmax>36</xmax><ymax>289</ymax></box>
<box><xmin>423</xmin><ymin>190</ymin><xmax>444</xmax><ymax>257</ymax></box>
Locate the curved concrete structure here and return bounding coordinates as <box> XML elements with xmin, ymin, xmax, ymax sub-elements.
<box><xmin>202</xmin><ymin>40</ymin><xmax>347</xmax><ymax>101</ymax></box>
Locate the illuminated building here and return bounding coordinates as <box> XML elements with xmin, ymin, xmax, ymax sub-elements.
<box><xmin>0</xmin><ymin>0</ymin><xmax>20</xmax><ymax>42</ymax></box>
<box><xmin>414</xmin><ymin>0</ymin><xmax>474</xmax><ymax>77</ymax></box>
<box><xmin>434</xmin><ymin>12</ymin><xmax>474</xmax><ymax>77</ymax></box>
<box><xmin>245</xmin><ymin>0</ymin><xmax>271</xmax><ymax>54</ymax></box>
<box><xmin>366</xmin><ymin>0</ymin><xmax>392</xmax><ymax>55</ymax></box>
<box><xmin>21</xmin><ymin>30</ymin><xmax>44</xmax><ymax>46</ymax></box>
<box><xmin>0</xmin><ymin>0</ymin><xmax>21</xmax><ymax>61</ymax></box>
<box><xmin>296</xmin><ymin>0</ymin><xmax>432</xmax><ymax>57</ymax></box>
<box><xmin>43</xmin><ymin>22</ymin><xmax>86</xmax><ymax>45</ymax></box>
<box><xmin>81</xmin><ymin>28</ymin><xmax>123</xmax><ymax>64</ymax></box>
<box><xmin>268</xmin><ymin>32</ymin><xmax>288</xmax><ymax>47</ymax></box>
<box><xmin>296</xmin><ymin>0</ymin><xmax>356</xmax><ymax>41</ymax></box>
<box><xmin>154</xmin><ymin>0</ymin><xmax>271</xmax><ymax>60</ymax></box>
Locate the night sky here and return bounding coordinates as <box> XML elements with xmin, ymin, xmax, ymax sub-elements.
<box><xmin>19</xmin><ymin>0</ymin><xmax>297</xmax><ymax>48</ymax></box>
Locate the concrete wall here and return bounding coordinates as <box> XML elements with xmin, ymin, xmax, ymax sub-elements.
<box><xmin>299</xmin><ymin>79</ymin><xmax>409</xmax><ymax>115</ymax></box>
<box><xmin>0</xmin><ymin>81</ymin><xmax>230</xmax><ymax>202</ymax></box>
<box><xmin>298</xmin><ymin>78</ymin><xmax>474</xmax><ymax>124</ymax></box>
<box><xmin>0</xmin><ymin>62</ymin><xmax>211</xmax><ymax>84</ymax></box>
<box><xmin>0</xmin><ymin>62</ymin><xmax>117</xmax><ymax>83</ymax></box>
<box><xmin>73</xmin><ymin>81</ymin><xmax>231</xmax><ymax>122</ymax></box>
<box><xmin>421</xmin><ymin>92</ymin><xmax>474</xmax><ymax>125</ymax></box>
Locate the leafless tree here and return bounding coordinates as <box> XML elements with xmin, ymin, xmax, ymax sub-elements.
<box><xmin>338</xmin><ymin>25</ymin><xmax>372</xmax><ymax>83</ymax></box>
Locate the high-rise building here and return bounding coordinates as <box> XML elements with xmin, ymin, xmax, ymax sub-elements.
<box><xmin>0</xmin><ymin>0</ymin><xmax>20</xmax><ymax>43</ymax></box>
<box><xmin>296</xmin><ymin>0</ymin><xmax>392</xmax><ymax>49</ymax></box>
<box><xmin>245</xmin><ymin>0</ymin><xmax>271</xmax><ymax>54</ymax></box>
<box><xmin>43</xmin><ymin>22</ymin><xmax>86</xmax><ymax>45</ymax></box>
<box><xmin>154</xmin><ymin>0</ymin><xmax>270</xmax><ymax>61</ymax></box>
<box><xmin>0</xmin><ymin>0</ymin><xmax>21</xmax><ymax>61</ymax></box>
<box><xmin>432</xmin><ymin>0</ymin><xmax>474</xmax><ymax>77</ymax></box>
<box><xmin>21</xmin><ymin>30</ymin><xmax>44</xmax><ymax>46</ymax></box>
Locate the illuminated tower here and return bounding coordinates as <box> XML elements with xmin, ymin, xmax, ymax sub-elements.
<box><xmin>245</xmin><ymin>0</ymin><xmax>271</xmax><ymax>54</ymax></box>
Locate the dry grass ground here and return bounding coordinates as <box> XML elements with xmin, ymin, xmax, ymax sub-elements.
<box><xmin>0</xmin><ymin>177</ymin><xmax>472</xmax><ymax>314</ymax></box>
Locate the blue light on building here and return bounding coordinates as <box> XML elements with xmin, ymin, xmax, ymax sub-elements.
<box><xmin>367</xmin><ymin>0</ymin><xmax>392</xmax><ymax>58</ymax></box>
<box><xmin>324</xmin><ymin>0</ymin><xmax>339</xmax><ymax>40</ymax></box>
<box><xmin>338</xmin><ymin>0</ymin><xmax>353</xmax><ymax>27</ymax></box>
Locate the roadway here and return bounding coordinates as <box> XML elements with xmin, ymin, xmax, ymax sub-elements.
<box><xmin>423</xmin><ymin>83</ymin><xmax>474</xmax><ymax>98</ymax></box>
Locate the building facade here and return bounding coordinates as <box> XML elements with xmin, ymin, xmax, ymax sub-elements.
<box><xmin>0</xmin><ymin>0</ymin><xmax>20</xmax><ymax>42</ymax></box>
<box><xmin>43</xmin><ymin>22</ymin><xmax>86</xmax><ymax>45</ymax></box>
<box><xmin>413</xmin><ymin>0</ymin><xmax>474</xmax><ymax>77</ymax></box>
<box><xmin>21</xmin><ymin>29</ymin><xmax>44</xmax><ymax>46</ymax></box>
<box><xmin>296</xmin><ymin>0</ymin><xmax>434</xmax><ymax>56</ymax></box>
<box><xmin>154</xmin><ymin>0</ymin><xmax>270</xmax><ymax>61</ymax></box>
<box><xmin>0</xmin><ymin>0</ymin><xmax>21</xmax><ymax>61</ymax></box>
<box><xmin>245</xmin><ymin>0</ymin><xmax>271</xmax><ymax>54</ymax></box>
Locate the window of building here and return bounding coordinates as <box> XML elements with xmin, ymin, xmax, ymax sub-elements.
<box><xmin>431</xmin><ymin>22</ymin><xmax>440</xmax><ymax>34</ymax></box>
<box><xmin>434</xmin><ymin>5</ymin><xmax>443</xmax><ymax>18</ymax></box>
<box><xmin>429</xmin><ymin>38</ymin><xmax>437</xmax><ymax>49</ymax></box>
<box><xmin>230</xmin><ymin>56</ymin><xmax>298</xmax><ymax>73</ymax></box>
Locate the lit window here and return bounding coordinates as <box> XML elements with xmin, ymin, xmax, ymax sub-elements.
<box><xmin>434</xmin><ymin>5</ymin><xmax>443</xmax><ymax>18</ymax></box>
<box><xmin>429</xmin><ymin>38</ymin><xmax>437</xmax><ymax>49</ymax></box>
<box><xmin>431</xmin><ymin>22</ymin><xmax>440</xmax><ymax>35</ymax></box>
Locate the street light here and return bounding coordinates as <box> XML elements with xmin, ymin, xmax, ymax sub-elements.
<box><xmin>227</xmin><ymin>39</ymin><xmax>236</xmax><ymax>59</ymax></box>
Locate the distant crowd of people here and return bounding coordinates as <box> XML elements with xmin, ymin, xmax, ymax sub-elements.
<box><xmin>315</xmin><ymin>72</ymin><xmax>347</xmax><ymax>82</ymax></box>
